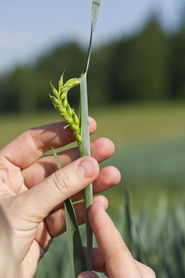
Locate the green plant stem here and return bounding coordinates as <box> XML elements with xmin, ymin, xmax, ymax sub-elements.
<box><xmin>50</xmin><ymin>1</ymin><xmax>101</xmax><ymax>273</ymax></box>
<box><xmin>79</xmin><ymin>73</ymin><xmax>93</xmax><ymax>270</ymax></box>
<box><xmin>78</xmin><ymin>1</ymin><xmax>101</xmax><ymax>269</ymax></box>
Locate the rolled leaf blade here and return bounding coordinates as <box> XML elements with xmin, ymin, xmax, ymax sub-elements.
<box><xmin>92</xmin><ymin>0</ymin><xmax>101</xmax><ymax>33</ymax></box>
<box><xmin>64</xmin><ymin>199</ymin><xmax>87</xmax><ymax>277</ymax></box>
<box><xmin>84</xmin><ymin>0</ymin><xmax>101</xmax><ymax>73</ymax></box>
<box><xmin>52</xmin><ymin>148</ymin><xmax>86</xmax><ymax>277</ymax></box>
<box><xmin>80</xmin><ymin>0</ymin><xmax>101</xmax><ymax>270</ymax></box>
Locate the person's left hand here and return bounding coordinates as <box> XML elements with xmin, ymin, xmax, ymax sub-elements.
<box><xmin>0</xmin><ymin>119</ymin><xmax>120</xmax><ymax>277</ymax></box>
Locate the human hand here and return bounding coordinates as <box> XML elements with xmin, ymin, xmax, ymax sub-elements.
<box><xmin>0</xmin><ymin>118</ymin><xmax>120</xmax><ymax>278</ymax></box>
<box><xmin>78</xmin><ymin>197</ymin><xmax>156</xmax><ymax>278</ymax></box>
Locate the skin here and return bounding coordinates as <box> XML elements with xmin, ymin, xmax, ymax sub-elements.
<box><xmin>78</xmin><ymin>198</ymin><xmax>156</xmax><ymax>278</ymax></box>
<box><xmin>0</xmin><ymin>118</ymin><xmax>121</xmax><ymax>278</ymax></box>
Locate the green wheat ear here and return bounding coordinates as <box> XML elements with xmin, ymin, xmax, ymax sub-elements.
<box><xmin>50</xmin><ymin>73</ymin><xmax>82</xmax><ymax>143</ymax></box>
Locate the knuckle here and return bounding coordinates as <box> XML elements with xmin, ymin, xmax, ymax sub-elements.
<box><xmin>24</xmin><ymin>129</ymin><xmax>40</xmax><ymax>155</ymax></box>
<box><xmin>146</xmin><ymin>267</ymin><xmax>156</xmax><ymax>278</ymax></box>
<box><xmin>52</xmin><ymin>169</ymin><xmax>71</xmax><ymax>197</ymax></box>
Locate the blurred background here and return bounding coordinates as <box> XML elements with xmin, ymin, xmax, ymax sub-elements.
<box><xmin>1</xmin><ymin>0</ymin><xmax>185</xmax><ymax>277</ymax></box>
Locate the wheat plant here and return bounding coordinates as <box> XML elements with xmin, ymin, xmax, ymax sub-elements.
<box><xmin>49</xmin><ymin>1</ymin><xmax>101</xmax><ymax>277</ymax></box>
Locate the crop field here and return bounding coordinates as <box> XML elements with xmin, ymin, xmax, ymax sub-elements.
<box><xmin>1</xmin><ymin>102</ymin><xmax>185</xmax><ymax>146</ymax></box>
<box><xmin>0</xmin><ymin>102</ymin><xmax>185</xmax><ymax>277</ymax></box>
<box><xmin>1</xmin><ymin>102</ymin><xmax>185</xmax><ymax>203</ymax></box>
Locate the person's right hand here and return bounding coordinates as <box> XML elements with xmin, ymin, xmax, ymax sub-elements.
<box><xmin>78</xmin><ymin>197</ymin><xmax>156</xmax><ymax>278</ymax></box>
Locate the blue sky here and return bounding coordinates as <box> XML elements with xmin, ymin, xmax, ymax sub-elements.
<box><xmin>0</xmin><ymin>0</ymin><xmax>183</xmax><ymax>72</ymax></box>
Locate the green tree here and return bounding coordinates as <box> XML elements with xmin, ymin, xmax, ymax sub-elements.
<box><xmin>109</xmin><ymin>17</ymin><xmax>170</xmax><ymax>102</ymax></box>
<box><xmin>36</xmin><ymin>42</ymin><xmax>85</xmax><ymax>107</ymax></box>
<box><xmin>88</xmin><ymin>44</ymin><xmax>115</xmax><ymax>106</ymax></box>
<box><xmin>0</xmin><ymin>66</ymin><xmax>38</xmax><ymax>112</ymax></box>
<box><xmin>171</xmin><ymin>25</ymin><xmax>185</xmax><ymax>98</ymax></box>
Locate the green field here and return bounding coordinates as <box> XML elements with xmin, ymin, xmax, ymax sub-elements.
<box><xmin>1</xmin><ymin>102</ymin><xmax>185</xmax><ymax>207</ymax></box>
<box><xmin>1</xmin><ymin>102</ymin><xmax>185</xmax><ymax>147</ymax></box>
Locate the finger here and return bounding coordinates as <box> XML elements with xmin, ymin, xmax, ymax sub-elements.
<box><xmin>92</xmin><ymin>166</ymin><xmax>121</xmax><ymax>195</ymax></box>
<box><xmin>78</xmin><ymin>271</ymin><xmax>99</xmax><ymax>278</ymax></box>
<box><xmin>135</xmin><ymin>261</ymin><xmax>156</xmax><ymax>278</ymax></box>
<box><xmin>34</xmin><ymin>221</ymin><xmax>53</xmax><ymax>251</ymax></box>
<box><xmin>73</xmin><ymin>166</ymin><xmax>121</xmax><ymax>202</ymax></box>
<box><xmin>22</xmin><ymin>137</ymin><xmax>115</xmax><ymax>188</ymax></box>
<box><xmin>45</xmin><ymin>195</ymin><xmax>107</xmax><ymax>237</ymax></box>
<box><xmin>89</xmin><ymin>200</ymin><xmax>142</xmax><ymax>278</ymax></box>
<box><xmin>20</xmin><ymin>240</ymin><xmax>43</xmax><ymax>278</ymax></box>
<box><xmin>22</xmin><ymin>166</ymin><xmax>120</xmax><ymax>203</ymax></box>
<box><xmin>0</xmin><ymin>118</ymin><xmax>97</xmax><ymax>169</ymax></box>
<box><xmin>15</xmin><ymin>157</ymin><xmax>99</xmax><ymax>223</ymax></box>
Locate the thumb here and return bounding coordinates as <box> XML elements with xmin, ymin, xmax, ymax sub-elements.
<box><xmin>17</xmin><ymin>156</ymin><xmax>99</xmax><ymax>221</ymax></box>
<box><xmin>78</xmin><ymin>271</ymin><xmax>99</xmax><ymax>278</ymax></box>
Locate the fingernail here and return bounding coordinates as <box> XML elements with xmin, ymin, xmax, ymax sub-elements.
<box><xmin>78</xmin><ymin>271</ymin><xmax>98</xmax><ymax>278</ymax></box>
<box><xmin>96</xmin><ymin>196</ymin><xmax>109</xmax><ymax>210</ymax></box>
<box><xmin>78</xmin><ymin>158</ymin><xmax>97</xmax><ymax>178</ymax></box>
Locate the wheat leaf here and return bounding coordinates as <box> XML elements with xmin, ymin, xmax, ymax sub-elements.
<box><xmin>92</xmin><ymin>0</ymin><xmax>101</xmax><ymax>33</ymax></box>
<box><xmin>52</xmin><ymin>148</ymin><xmax>86</xmax><ymax>277</ymax></box>
<box><xmin>84</xmin><ymin>0</ymin><xmax>101</xmax><ymax>73</ymax></box>
<box><xmin>78</xmin><ymin>0</ymin><xmax>101</xmax><ymax>270</ymax></box>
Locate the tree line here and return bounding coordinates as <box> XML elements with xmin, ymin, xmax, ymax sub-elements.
<box><xmin>0</xmin><ymin>16</ymin><xmax>185</xmax><ymax>112</ymax></box>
